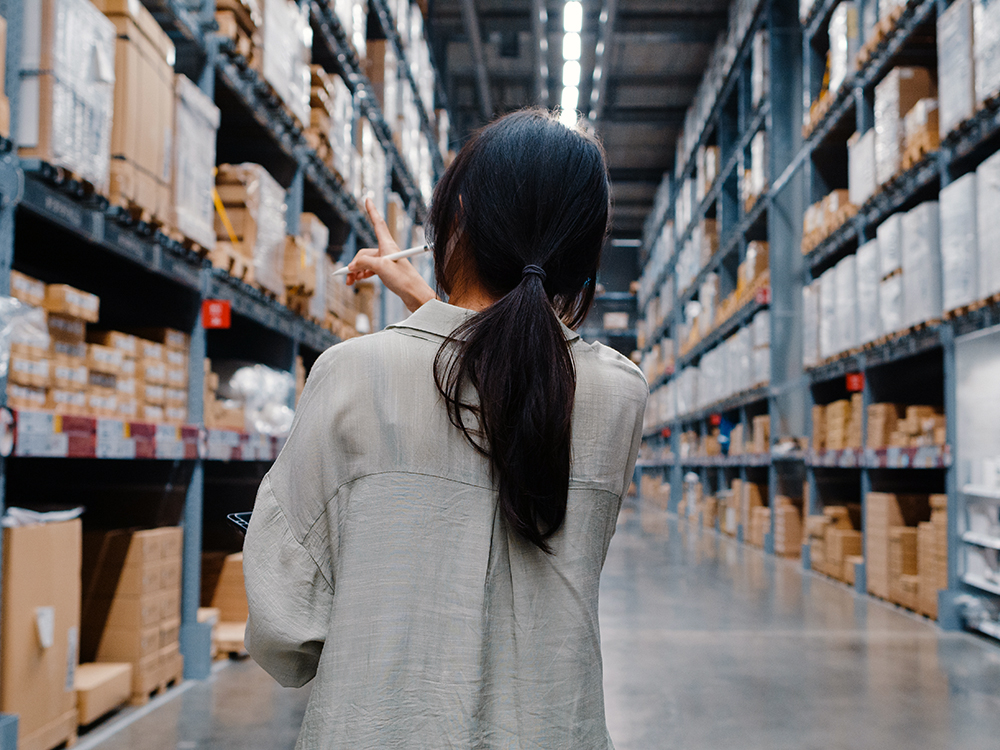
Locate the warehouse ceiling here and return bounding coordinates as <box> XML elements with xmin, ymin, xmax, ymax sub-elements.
<box><xmin>427</xmin><ymin>0</ymin><xmax>730</xmax><ymax>239</ymax></box>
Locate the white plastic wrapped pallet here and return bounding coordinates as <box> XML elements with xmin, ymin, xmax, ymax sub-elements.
<box><xmin>873</xmin><ymin>68</ymin><xmax>935</xmax><ymax>186</ymax></box>
<box><xmin>752</xmin><ymin>347</ymin><xmax>770</xmax><ymax>388</ymax></box>
<box><xmin>876</xmin><ymin>213</ymin><xmax>903</xmax><ymax>276</ymax></box>
<box><xmin>18</xmin><ymin>0</ymin><xmax>117</xmax><ymax>190</ymax></box>
<box><xmin>819</xmin><ymin>268</ymin><xmax>838</xmax><ymax>360</ymax></box>
<box><xmin>901</xmin><ymin>201</ymin><xmax>942</xmax><ymax>328</ymax></box>
<box><xmin>973</xmin><ymin>0</ymin><xmax>1000</xmax><ymax>106</ymax></box>
<box><xmin>937</xmin><ymin>0</ymin><xmax>976</xmax><ymax>138</ymax></box>
<box><xmin>848</xmin><ymin>129</ymin><xmax>877</xmax><ymax>207</ymax></box>
<box><xmin>751</xmin><ymin>310</ymin><xmax>770</xmax><ymax>349</ymax></box>
<box><xmin>856</xmin><ymin>239</ymin><xmax>881</xmax><ymax>345</ymax></box>
<box><xmin>173</xmin><ymin>75</ymin><xmax>220</xmax><ymax>250</ymax></box>
<box><xmin>879</xmin><ymin>273</ymin><xmax>904</xmax><ymax>336</ymax></box>
<box><xmin>940</xmin><ymin>173</ymin><xmax>979</xmax><ymax>312</ymax></box>
<box><xmin>835</xmin><ymin>254</ymin><xmax>858</xmax><ymax>353</ymax></box>
<box><xmin>259</xmin><ymin>0</ymin><xmax>312</xmax><ymax>126</ymax></box>
<box><xmin>828</xmin><ymin>2</ymin><xmax>859</xmax><ymax>94</ymax></box>
<box><xmin>976</xmin><ymin>150</ymin><xmax>1000</xmax><ymax>299</ymax></box>
<box><xmin>802</xmin><ymin>280</ymin><xmax>820</xmax><ymax>368</ymax></box>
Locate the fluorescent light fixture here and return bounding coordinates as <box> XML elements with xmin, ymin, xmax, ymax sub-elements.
<box><xmin>563</xmin><ymin>32</ymin><xmax>581</xmax><ymax>60</ymax></box>
<box><xmin>564</xmin><ymin>2</ymin><xmax>583</xmax><ymax>33</ymax></box>
<box><xmin>561</xmin><ymin>85</ymin><xmax>579</xmax><ymax>112</ymax></box>
<box><xmin>559</xmin><ymin>107</ymin><xmax>578</xmax><ymax>127</ymax></box>
<box><xmin>562</xmin><ymin>60</ymin><xmax>581</xmax><ymax>86</ymax></box>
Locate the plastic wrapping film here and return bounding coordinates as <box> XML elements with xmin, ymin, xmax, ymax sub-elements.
<box><xmin>738</xmin><ymin>327</ymin><xmax>754</xmax><ymax>390</ymax></box>
<box><xmin>260</xmin><ymin>0</ymin><xmax>312</xmax><ymax>126</ymax></box>
<box><xmin>699</xmin><ymin>274</ymin><xmax>718</xmax><ymax>336</ymax></box>
<box><xmin>749</xmin><ymin>131</ymin><xmax>768</xmax><ymax>199</ymax></box>
<box><xmin>848</xmin><ymin>129</ymin><xmax>877</xmax><ymax>207</ymax></box>
<box><xmin>880</xmin><ymin>0</ymin><xmax>907</xmax><ymax>20</ymax></box>
<box><xmin>828</xmin><ymin>2</ymin><xmax>860</xmax><ymax>94</ymax></box>
<box><xmin>938</xmin><ymin>0</ymin><xmax>976</xmax><ymax>138</ymax></box>
<box><xmin>901</xmin><ymin>201</ymin><xmax>942</xmax><ymax>328</ymax></box>
<box><xmin>301</xmin><ymin>214</ymin><xmax>330</xmax><ymax>321</ymax></box>
<box><xmin>835</xmin><ymin>254</ymin><xmax>858</xmax><ymax>353</ymax></box>
<box><xmin>802</xmin><ymin>280</ymin><xmax>820</xmax><ymax>368</ymax></box>
<box><xmin>751</xmin><ymin>30</ymin><xmax>768</xmax><ymax>107</ymax></box>
<box><xmin>876</xmin><ymin>213</ymin><xmax>903</xmax><ymax>277</ymax></box>
<box><xmin>173</xmin><ymin>75</ymin><xmax>220</xmax><ymax>250</ymax></box>
<box><xmin>974</xmin><ymin>0</ymin><xmax>1000</xmax><ymax>105</ymax></box>
<box><xmin>753</xmin><ymin>347</ymin><xmax>770</xmax><ymax>388</ymax></box>
<box><xmin>799</xmin><ymin>0</ymin><xmax>816</xmax><ymax>22</ymax></box>
<box><xmin>0</xmin><ymin>299</ymin><xmax>50</xmax><ymax>380</ymax></box>
<box><xmin>939</xmin><ymin>173</ymin><xmax>979</xmax><ymax>312</ymax></box>
<box><xmin>856</xmin><ymin>239</ymin><xmax>881</xmax><ymax>345</ymax></box>
<box><xmin>819</xmin><ymin>268</ymin><xmax>838</xmax><ymax>360</ymax></box>
<box><xmin>751</xmin><ymin>309</ymin><xmax>770</xmax><ymax>349</ymax></box>
<box><xmin>227</xmin><ymin>364</ymin><xmax>296</xmax><ymax>436</ymax></box>
<box><xmin>874</xmin><ymin>68</ymin><xmax>935</xmax><ymax>186</ymax></box>
<box><xmin>879</xmin><ymin>273</ymin><xmax>904</xmax><ymax>335</ymax></box>
<box><xmin>19</xmin><ymin>0</ymin><xmax>116</xmax><ymax>189</ymax></box>
<box><xmin>976</xmin><ymin>149</ymin><xmax>1000</xmax><ymax>299</ymax></box>
<box><xmin>226</xmin><ymin>163</ymin><xmax>288</xmax><ymax>296</ymax></box>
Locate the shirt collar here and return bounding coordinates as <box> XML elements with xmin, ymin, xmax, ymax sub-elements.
<box><xmin>386</xmin><ymin>298</ymin><xmax>581</xmax><ymax>343</ymax></box>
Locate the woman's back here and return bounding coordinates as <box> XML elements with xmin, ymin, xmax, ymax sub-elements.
<box><xmin>244</xmin><ymin>300</ymin><xmax>647</xmax><ymax>749</ymax></box>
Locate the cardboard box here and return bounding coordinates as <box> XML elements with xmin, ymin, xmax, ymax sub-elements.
<box><xmin>8</xmin><ymin>383</ymin><xmax>48</xmax><ymax>411</ymax></box>
<box><xmin>96</xmin><ymin>625</ymin><xmax>160</xmax><ymax>663</ymax></box>
<box><xmin>45</xmin><ymin>284</ymin><xmax>100</xmax><ymax>323</ymax></box>
<box><xmin>8</xmin><ymin>353</ymin><xmax>50</xmax><ymax>388</ymax></box>
<box><xmin>159</xmin><ymin>618</ymin><xmax>180</xmax><ymax>648</ymax></box>
<box><xmin>48</xmin><ymin>313</ymin><xmax>86</xmax><ymax>344</ymax></box>
<box><xmin>87</xmin><ymin>331</ymin><xmax>139</xmax><ymax>359</ymax></box>
<box><xmin>18</xmin><ymin>0</ymin><xmax>117</xmax><ymax>190</ymax></box>
<box><xmin>130</xmin><ymin>328</ymin><xmax>190</xmax><ymax>352</ymax></box>
<box><xmin>874</xmin><ymin>67</ymin><xmax>936</xmax><ymax>185</ymax></box>
<box><xmin>75</xmin><ymin>662</ymin><xmax>132</xmax><ymax>726</ymax></box>
<box><xmin>138</xmin><ymin>358</ymin><xmax>167</xmax><ymax>385</ymax></box>
<box><xmin>138</xmin><ymin>340</ymin><xmax>165</xmax><ymax>361</ymax></box>
<box><xmin>201</xmin><ymin>552</ymin><xmax>249</xmax><ymax>622</ymax></box>
<box><xmin>1</xmin><ymin>520</ymin><xmax>82</xmax><ymax>750</ymax></box>
<box><xmin>144</xmin><ymin>383</ymin><xmax>167</xmax><ymax>406</ymax></box>
<box><xmin>48</xmin><ymin>388</ymin><xmax>88</xmax><ymax>415</ymax></box>
<box><xmin>172</xmin><ymin>74</ymin><xmax>220</xmax><ymax>249</ymax></box>
<box><xmin>87</xmin><ymin>343</ymin><xmax>124</xmax><ymax>376</ymax></box>
<box><xmin>10</xmin><ymin>270</ymin><xmax>47</xmax><ymax>307</ymax></box>
<box><xmin>94</xmin><ymin>0</ymin><xmax>175</xmax><ymax>220</ymax></box>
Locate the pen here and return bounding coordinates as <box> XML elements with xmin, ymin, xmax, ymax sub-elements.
<box><xmin>332</xmin><ymin>245</ymin><xmax>431</xmax><ymax>277</ymax></box>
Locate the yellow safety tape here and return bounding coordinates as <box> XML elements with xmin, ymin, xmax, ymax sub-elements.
<box><xmin>212</xmin><ymin>185</ymin><xmax>240</xmax><ymax>247</ymax></box>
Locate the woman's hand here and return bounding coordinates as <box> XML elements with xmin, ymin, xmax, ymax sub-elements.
<box><xmin>344</xmin><ymin>197</ymin><xmax>437</xmax><ymax>314</ymax></box>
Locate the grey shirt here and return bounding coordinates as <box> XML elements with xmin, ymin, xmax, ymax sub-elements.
<box><xmin>243</xmin><ymin>299</ymin><xmax>648</xmax><ymax>749</ymax></box>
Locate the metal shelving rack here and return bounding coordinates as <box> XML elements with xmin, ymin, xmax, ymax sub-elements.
<box><xmin>0</xmin><ymin>2</ymin><xmax>448</xmax><ymax>737</ymax></box>
<box><xmin>636</xmin><ymin>0</ymin><xmax>1000</xmax><ymax>637</ymax></box>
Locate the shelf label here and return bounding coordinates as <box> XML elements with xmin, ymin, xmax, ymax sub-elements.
<box><xmin>203</xmin><ymin>300</ymin><xmax>231</xmax><ymax>329</ymax></box>
<box><xmin>846</xmin><ymin>372</ymin><xmax>864</xmax><ymax>392</ymax></box>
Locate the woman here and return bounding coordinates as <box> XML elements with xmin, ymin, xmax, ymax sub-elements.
<box><xmin>243</xmin><ymin>109</ymin><xmax>648</xmax><ymax>749</ymax></box>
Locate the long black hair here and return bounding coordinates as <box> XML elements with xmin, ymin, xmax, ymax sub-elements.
<box><xmin>427</xmin><ymin>108</ymin><xmax>611</xmax><ymax>553</ymax></box>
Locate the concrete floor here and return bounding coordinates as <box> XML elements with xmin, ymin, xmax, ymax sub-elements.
<box><xmin>83</xmin><ymin>509</ymin><xmax>1000</xmax><ymax>750</ymax></box>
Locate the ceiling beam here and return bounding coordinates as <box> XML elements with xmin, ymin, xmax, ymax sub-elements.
<box><xmin>588</xmin><ymin>0</ymin><xmax>618</xmax><ymax>122</ymax></box>
<box><xmin>615</xmin><ymin>10</ymin><xmax>727</xmax><ymax>39</ymax></box>
<box><xmin>460</xmin><ymin>0</ymin><xmax>494</xmax><ymax>120</ymax></box>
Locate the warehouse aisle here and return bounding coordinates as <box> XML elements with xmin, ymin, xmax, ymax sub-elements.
<box><xmin>83</xmin><ymin>510</ymin><xmax>1000</xmax><ymax>750</ymax></box>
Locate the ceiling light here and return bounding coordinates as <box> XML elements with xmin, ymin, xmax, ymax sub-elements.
<box><xmin>559</xmin><ymin>107</ymin><xmax>578</xmax><ymax>127</ymax></box>
<box><xmin>562</xmin><ymin>60</ymin><xmax>581</xmax><ymax>86</ymax></box>
<box><xmin>563</xmin><ymin>32</ymin><xmax>581</xmax><ymax>60</ymax></box>
<box><xmin>564</xmin><ymin>2</ymin><xmax>583</xmax><ymax>33</ymax></box>
<box><xmin>561</xmin><ymin>85</ymin><xmax>579</xmax><ymax>112</ymax></box>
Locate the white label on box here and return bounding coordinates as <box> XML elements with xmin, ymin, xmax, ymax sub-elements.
<box><xmin>35</xmin><ymin>606</ymin><xmax>55</xmax><ymax>648</ymax></box>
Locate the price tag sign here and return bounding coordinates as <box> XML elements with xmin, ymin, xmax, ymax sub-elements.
<box><xmin>846</xmin><ymin>372</ymin><xmax>864</xmax><ymax>392</ymax></box>
<box><xmin>203</xmin><ymin>300</ymin><xmax>231</xmax><ymax>329</ymax></box>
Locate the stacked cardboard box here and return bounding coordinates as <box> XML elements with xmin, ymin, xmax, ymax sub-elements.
<box><xmin>133</xmin><ymin>329</ymin><xmax>190</xmax><ymax>424</ymax></box>
<box><xmin>917</xmin><ymin>494</ymin><xmax>949</xmax><ymax>618</ymax></box>
<box><xmin>802</xmin><ymin>190</ymin><xmax>857</xmax><ymax>253</ymax></box>
<box><xmin>719</xmin><ymin>489</ymin><xmax>738</xmax><ymax>537</ymax></box>
<box><xmin>773</xmin><ymin>497</ymin><xmax>802</xmax><ymax>557</ymax></box>
<box><xmin>306</xmin><ymin>66</ymin><xmax>342</xmax><ymax>173</ymax></box>
<box><xmin>1</xmin><ymin>519</ymin><xmax>82</xmax><ymax>750</ymax></box>
<box><xmin>752</xmin><ymin>414</ymin><xmax>770</xmax><ymax>454</ymax></box>
<box><xmin>821</xmin><ymin>395</ymin><xmax>862</xmax><ymax>450</ymax></box>
<box><xmin>204</xmin><ymin>359</ymin><xmax>245</xmax><ymax>432</ymax></box>
<box><xmin>214</xmin><ymin>163</ymin><xmax>288</xmax><ymax>299</ymax></box>
<box><xmin>748</xmin><ymin>506</ymin><xmax>771</xmax><ymax>548</ymax></box>
<box><xmin>702</xmin><ymin>497</ymin><xmax>718</xmax><ymax>529</ymax></box>
<box><xmin>285</xmin><ymin>213</ymin><xmax>329</xmax><ymax>322</ymax></box>
<box><xmin>807</xmin><ymin>506</ymin><xmax>861</xmax><ymax>580</ymax></box>
<box><xmin>18</xmin><ymin>0</ymin><xmax>117</xmax><ymax>190</ymax></box>
<box><xmin>866</xmin><ymin>492</ymin><xmax>931</xmax><ymax>600</ymax></box>
<box><xmin>74</xmin><ymin>663</ymin><xmax>132</xmax><ymax>727</ymax></box>
<box><xmin>82</xmin><ymin>528</ymin><xmax>184</xmax><ymax>703</ymax></box>
<box><xmin>888</xmin><ymin>527</ymin><xmax>919</xmax><ymax>609</ymax></box>
<box><xmin>740</xmin><ymin>481</ymin><xmax>764</xmax><ymax>537</ymax></box>
<box><xmin>901</xmin><ymin>98</ymin><xmax>940</xmax><ymax>168</ymax></box>
<box><xmin>326</xmin><ymin>257</ymin><xmax>378</xmax><ymax>339</ymax></box>
<box><xmin>202</xmin><ymin>552</ymin><xmax>250</xmax><ymax>655</ymax></box>
<box><xmin>867</xmin><ymin>402</ymin><xmax>905</xmax><ymax>448</ymax></box>
<box><xmin>95</xmin><ymin>0</ymin><xmax>175</xmax><ymax>222</ymax></box>
<box><xmin>811</xmin><ymin>403</ymin><xmax>826</xmax><ymax>451</ymax></box>
<box><xmin>890</xmin><ymin>405</ymin><xmax>946</xmax><ymax>447</ymax></box>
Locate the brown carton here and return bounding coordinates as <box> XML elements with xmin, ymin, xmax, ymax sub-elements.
<box><xmin>45</xmin><ymin>284</ymin><xmax>100</xmax><ymax>322</ymax></box>
<box><xmin>1</xmin><ymin>520</ymin><xmax>82</xmax><ymax>750</ymax></box>
<box><xmin>10</xmin><ymin>270</ymin><xmax>47</xmax><ymax>307</ymax></box>
<box><xmin>75</xmin><ymin>662</ymin><xmax>132</xmax><ymax>726</ymax></box>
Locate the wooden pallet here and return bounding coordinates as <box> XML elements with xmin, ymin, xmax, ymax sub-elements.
<box><xmin>900</xmin><ymin>133</ymin><xmax>939</xmax><ymax>172</ymax></box>
<box><xmin>107</xmin><ymin>196</ymin><xmax>165</xmax><ymax>229</ymax></box>
<box><xmin>209</xmin><ymin>243</ymin><xmax>254</xmax><ymax>283</ymax></box>
<box><xmin>856</xmin><ymin>4</ymin><xmax>905</xmax><ymax>67</ymax></box>
<box><xmin>214</xmin><ymin>621</ymin><xmax>248</xmax><ymax>658</ymax></box>
<box><xmin>944</xmin><ymin>293</ymin><xmax>1000</xmax><ymax>320</ymax></box>
<box><xmin>163</xmin><ymin>226</ymin><xmax>213</xmax><ymax>258</ymax></box>
<box><xmin>216</xmin><ymin>9</ymin><xmax>254</xmax><ymax>62</ymax></box>
<box><xmin>129</xmin><ymin>671</ymin><xmax>182</xmax><ymax>708</ymax></box>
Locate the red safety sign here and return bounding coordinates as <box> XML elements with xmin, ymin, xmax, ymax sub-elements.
<box><xmin>846</xmin><ymin>372</ymin><xmax>864</xmax><ymax>392</ymax></box>
<box><xmin>202</xmin><ymin>300</ymin><xmax>232</xmax><ymax>329</ymax></box>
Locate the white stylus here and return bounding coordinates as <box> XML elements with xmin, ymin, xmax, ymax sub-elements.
<box><xmin>331</xmin><ymin>245</ymin><xmax>431</xmax><ymax>277</ymax></box>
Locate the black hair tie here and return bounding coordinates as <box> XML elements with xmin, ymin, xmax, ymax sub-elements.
<box><xmin>522</xmin><ymin>264</ymin><xmax>546</xmax><ymax>281</ymax></box>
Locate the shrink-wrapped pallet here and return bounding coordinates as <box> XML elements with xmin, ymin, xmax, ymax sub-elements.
<box><xmin>879</xmin><ymin>273</ymin><xmax>904</xmax><ymax>335</ymax></box>
<box><xmin>874</xmin><ymin>67</ymin><xmax>935</xmax><ymax>186</ymax></box>
<box><xmin>856</xmin><ymin>239</ymin><xmax>881</xmax><ymax>345</ymax></box>
<box><xmin>215</xmin><ymin>164</ymin><xmax>288</xmax><ymax>297</ymax></box>
<box><xmin>259</xmin><ymin>0</ymin><xmax>311</xmax><ymax>126</ymax></box>
<box><xmin>18</xmin><ymin>0</ymin><xmax>117</xmax><ymax>190</ymax></box>
<box><xmin>938</xmin><ymin>0</ymin><xmax>976</xmax><ymax>138</ymax></box>
<box><xmin>848</xmin><ymin>129</ymin><xmax>876</xmax><ymax>208</ymax></box>
<box><xmin>828</xmin><ymin>2</ymin><xmax>859</xmax><ymax>94</ymax></box>
<box><xmin>366</xmin><ymin>40</ymin><xmax>398</xmax><ymax>126</ymax></box>
<box><xmin>939</xmin><ymin>173</ymin><xmax>979</xmax><ymax>312</ymax></box>
<box><xmin>976</xmin><ymin>149</ymin><xmax>1000</xmax><ymax>299</ymax></box>
<box><xmin>835</xmin><ymin>254</ymin><xmax>858</xmax><ymax>353</ymax></box>
<box><xmin>901</xmin><ymin>202</ymin><xmax>942</xmax><ymax>328</ymax></box>
<box><xmin>172</xmin><ymin>75</ymin><xmax>220</xmax><ymax>250</ymax></box>
<box><xmin>751</xmin><ymin>309</ymin><xmax>770</xmax><ymax>349</ymax></box>
<box><xmin>803</xmin><ymin>280</ymin><xmax>820</xmax><ymax>368</ymax></box>
<box><xmin>974</xmin><ymin>0</ymin><xmax>1000</xmax><ymax>106</ymax></box>
<box><xmin>819</xmin><ymin>268</ymin><xmax>838</xmax><ymax>360</ymax></box>
<box><xmin>876</xmin><ymin>213</ymin><xmax>903</xmax><ymax>277</ymax></box>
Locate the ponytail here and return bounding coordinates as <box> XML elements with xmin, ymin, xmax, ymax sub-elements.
<box><xmin>435</xmin><ymin>270</ymin><xmax>576</xmax><ymax>553</ymax></box>
<box><xmin>427</xmin><ymin>109</ymin><xmax>610</xmax><ymax>552</ymax></box>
